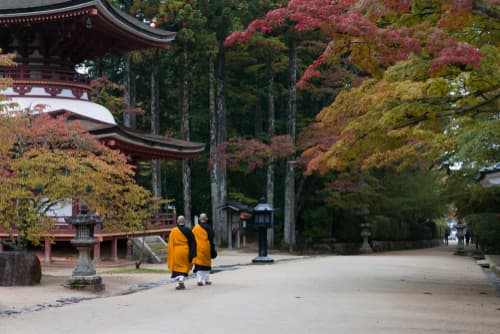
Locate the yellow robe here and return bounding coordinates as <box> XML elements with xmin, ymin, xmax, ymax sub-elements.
<box><xmin>167</xmin><ymin>227</ymin><xmax>192</xmax><ymax>274</ymax></box>
<box><xmin>192</xmin><ymin>224</ymin><xmax>212</xmax><ymax>267</ymax></box>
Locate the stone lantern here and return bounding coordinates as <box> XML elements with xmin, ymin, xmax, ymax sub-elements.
<box><xmin>359</xmin><ymin>221</ymin><xmax>373</xmax><ymax>254</ymax></box>
<box><xmin>252</xmin><ymin>198</ymin><xmax>274</xmax><ymax>264</ymax></box>
<box><xmin>65</xmin><ymin>204</ymin><xmax>104</xmax><ymax>291</ymax></box>
<box><xmin>356</xmin><ymin>208</ymin><xmax>373</xmax><ymax>254</ymax></box>
<box><xmin>455</xmin><ymin>221</ymin><xmax>466</xmax><ymax>254</ymax></box>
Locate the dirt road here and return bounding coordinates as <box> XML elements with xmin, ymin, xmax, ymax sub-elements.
<box><xmin>1</xmin><ymin>247</ymin><xmax>498</xmax><ymax>334</ymax></box>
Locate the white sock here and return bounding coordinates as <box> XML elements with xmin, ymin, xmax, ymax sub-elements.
<box><xmin>202</xmin><ymin>271</ymin><xmax>210</xmax><ymax>283</ymax></box>
<box><xmin>171</xmin><ymin>275</ymin><xmax>185</xmax><ymax>285</ymax></box>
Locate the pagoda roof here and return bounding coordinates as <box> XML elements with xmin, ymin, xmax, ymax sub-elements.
<box><xmin>0</xmin><ymin>0</ymin><xmax>175</xmax><ymax>58</ymax></box>
<box><xmin>3</xmin><ymin>97</ymin><xmax>204</xmax><ymax>160</ymax></box>
<box><xmin>88</xmin><ymin>124</ymin><xmax>206</xmax><ymax>160</ymax></box>
<box><xmin>10</xmin><ymin>97</ymin><xmax>117</xmax><ymax>125</ymax></box>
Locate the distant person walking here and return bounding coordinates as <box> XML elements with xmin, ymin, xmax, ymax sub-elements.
<box><xmin>465</xmin><ymin>228</ymin><xmax>471</xmax><ymax>246</ymax></box>
<box><xmin>444</xmin><ymin>226</ymin><xmax>450</xmax><ymax>245</ymax></box>
<box><xmin>167</xmin><ymin>215</ymin><xmax>197</xmax><ymax>290</ymax></box>
<box><xmin>192</xmin><ymin>213</ymin><xmax>217</xmax><ymax>286</ymax></box>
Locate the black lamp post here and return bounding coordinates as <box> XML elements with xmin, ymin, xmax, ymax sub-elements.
<box><xmin>252</xmin><ymin>198</ymin><xmax>274</xmax><ymax>263</ymax></box>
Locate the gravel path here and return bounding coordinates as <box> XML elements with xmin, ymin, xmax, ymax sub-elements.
<box><xmin>1</xmin><ymin>246</ymin><xmax>498</xmax><ymax>334</ymax></box>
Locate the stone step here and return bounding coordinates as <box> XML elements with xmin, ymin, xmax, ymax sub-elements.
<box><xmin>476</xmin><ymin>259</ymin><xmax>490</xmax><ymax>268</ymax></box>
<box><xmin>132</xmin><ymin>236</ymin><xmax>167</xmax><ymax>264</ymax></box>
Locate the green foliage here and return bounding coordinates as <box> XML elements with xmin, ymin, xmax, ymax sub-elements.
<box><xmin>330</xmin><ymin>213</ymin><xmax>360</xmax><ymax>243</ymax></box>
<box><xmin>370</xmin><ymin>215</ymin><xmax>394</xmax><ymax>241</ymax></box>
<box><xmin>227</xmin><ymin>192</ymin><xmax>258</xmax><ymax>206</ymax></box>
<box><xmin>444</xmin><ymin>166</ymin><xmax>499</xmax><ymax>253</ymax></box>
<box><xmin>298</xmin><ymin>205</ymin><xmax>332</xmax><ymax>241</ymax></box>
<box><xmin>295</xmin><ymin>178</ymin><xmax>334</xmax><ymax>246</ymax></box>
<box><xmin>319</xmin><ymin>168</ymin><xmax>447</xmax><ymax>243</ymax></box>
<box><xmin>373</xmin><ymin>170</ymin><xmax>446</xmax><ymax>224</ymax></box>
<box><xmin>446</xmin><ymin>175</ymin><xmax>500</xmax><ymax>219</ymax></box>
<box><xmin>466</xmin><ymin>213</ymin><xmax>500</xmax><ymax>254</ymax></box>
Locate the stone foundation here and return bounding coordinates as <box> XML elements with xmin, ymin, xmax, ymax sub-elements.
<box><xmin>66</xmin><ymin>275</ymin><xmax>105</xmax><ymax>291</ymax></box>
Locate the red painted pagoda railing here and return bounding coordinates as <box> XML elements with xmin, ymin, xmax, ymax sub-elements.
<box><xmin>1</xmin><ymin>65</ymin><xmax>86</xmax><ymax>82</ymax></box>
<box><xmin>0</xmin><ymin>62</ymin><xmax>91</xmax><ymax>97</ymax></box>
<box><xmin>0</xmin><ymin>213</ymin><xmax>177</xmax><ymax>238</ymax></box>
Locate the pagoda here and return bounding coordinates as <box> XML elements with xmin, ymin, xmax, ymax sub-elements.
<box><xmin>0</xmin><ymin>0</ymin><xmax>205</xmax><ymax>262</ymax></box>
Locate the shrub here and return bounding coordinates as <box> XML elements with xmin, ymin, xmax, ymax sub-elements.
<box><xmin>466</xmin><ymin>213</ymin><xmax>500</xmax><ymax>254</ymax></box>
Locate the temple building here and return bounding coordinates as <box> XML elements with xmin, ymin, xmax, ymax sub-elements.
<box><xmin>478</xmin><ymin>163</ymin><xmax>500</xmax><ymax>188</ymax></box>
<box><xmin>0</xmin><ymin>0</ymin><xmax>205</xmax><ymax>262</ymax></box>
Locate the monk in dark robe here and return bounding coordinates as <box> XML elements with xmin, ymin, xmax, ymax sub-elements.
<box><xmin>192</xmin><ymin>213</ymin><xmax>217</xmax><ymax>286</ymax></box>
<box><xmin>167</xmin><ymin>215</ymin><xmax>196</xmax><ymax>290</ymax></box>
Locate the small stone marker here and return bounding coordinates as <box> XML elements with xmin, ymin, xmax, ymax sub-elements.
<box><xmin>476</xmin><ymin>259</ymin><xmax>490</xmax><ymax>268</ymax></box>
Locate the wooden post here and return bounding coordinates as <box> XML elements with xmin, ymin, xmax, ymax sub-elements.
<box><xmin>227</xmin><ymin>213</ymin><xmax>233</xmax><ymax>249</ymax></box>
<box><xmin>93</xmin><ymin>240</ymin><xmax>101</xmax><ymax>263</ymax></box>
<box><xmin>44</xmin><ymin>237</ymin><xmax>51</xmax><ymax>264</ymax></box>
<box><xmin>236</xmin><ymin>223</ymin><xmax>241</xmax><ymax>249</ymax></box>
<box><xmin>242</xmin><ymin>220</ymin><xmax>247</xmax><ymax>248</ymax></box>
<box><xmin>126</xmin><ymin>238</ymin><xmax>133</xmax><ymax>259</ymax></box>
<box><xmin>111</xmin><ymin>237</ymin><xmax>118</xmax><ymax>261</ymax></box>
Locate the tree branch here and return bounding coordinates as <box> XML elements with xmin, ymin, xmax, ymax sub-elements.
<box><xmin>473</xmin><ymin>0</ymin><xmax>500</xmax><ymax>20</ymax></box>
<box><xmin>392</xmin><ymin>85</ymin><xmax>500</xmax><ymax>130</ymax></box>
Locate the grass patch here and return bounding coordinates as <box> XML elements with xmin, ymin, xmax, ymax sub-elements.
<box><xmin>102</xmin><ymin>268</ymin><xmax>169</xmax><ymax>274</ymax></box>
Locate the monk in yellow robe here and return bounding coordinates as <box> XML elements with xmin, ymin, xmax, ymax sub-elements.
<box><xmin>192</xmin><ymin>213</ymin><xmax>217</xmax><ymax>286</ymax></box>
<box><xmin>167</xmin><ymin>215</ymin><xmax>196</xmax><ymax>290</ymax></box>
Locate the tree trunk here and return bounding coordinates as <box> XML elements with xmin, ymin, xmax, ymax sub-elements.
<box><xmin>209</xmin><ymin>55</ymin><xmax>220</xmax><ymax>244</ymax></box>
<box><xmin>123</xmin><ymin>53</ymin><xmax>137</xmax><ymax>128</ymax></box>
<box><xmin>254</xmin><ymin>96</ymin><xmax>262</xmax><ymax>136</ymax></box>
<box><xmin>283</xmin><ymin>39</ymin><xmax>297</xmax><ymax>250</ymax></box>
<box><xmin>216</xmin><ymin>42</ymin><xmax>228</xmax><ymax>246</ymax></box>
<box><xmin>151</xmin><ymin>49</ymin><xmax>161</xmax><ymax>198</ymax></box>
<box><xmin>182</xmin><ymin>159</ymin><xmax>192</xmax><ymax>225</ymax></box>
<box><xmin>284</xmin><ymin>160</ymin><xmax>296</xmax><ymax>250</ymax></box>
<box><xmin>181</xmin><ymin>43</ymin><xmax>192</xmax><ymax>226</ymax></box>
<box><xmin>208</xmin><ymin>41</ymin><xmax>228</xmax><ymax>247</ymax></box>
<box><xmin>266</xmin><ymin>53</ymin><xmax>275</xmax><ymax>248</ymax></box>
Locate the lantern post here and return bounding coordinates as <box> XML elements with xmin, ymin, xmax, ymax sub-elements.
<box><xmin>252</xmin><ymin>198</ymin><xmax>274</xmax><ymax>264</ymax></box>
